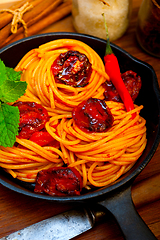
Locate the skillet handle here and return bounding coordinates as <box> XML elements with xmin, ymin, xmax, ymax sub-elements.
<box><xmin>98</xmin><ymin>185</ymin><xmax>157</xmax><ymax>240</ymax></box>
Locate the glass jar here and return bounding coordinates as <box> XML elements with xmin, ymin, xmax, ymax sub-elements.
<box><xmin>136</xmin><ymin>0</ymin><xmax>160</xmax><ymax>58</ymax></box>
<box><xmin>72</xmin><ymin>0</ymin><xmax>132</xmax><ymax>42</ymax></box>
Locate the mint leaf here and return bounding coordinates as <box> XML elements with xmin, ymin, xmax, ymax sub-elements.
<box><xmin>0</xmin><ymin>59</ymin><xmax>7</xmax><ymax>87</ymax></box>
<box><xmin>6</xmin><ymin>67</ymin><xmax>22</xmax><ymax>82</ymax></box>
<box><xmin>0</xmin><ymin>103</ymin><xmax>19</xmax><ymax>147</ymax></box>
<box><xmin>0</xmin><ymin>80</ymin><xmax>27</xmax><ymax>102</ymax></box>
<box><xmin>0</xmin><ymin>59</ymin><xmax>27</xmax><ymax>147</ymax></box>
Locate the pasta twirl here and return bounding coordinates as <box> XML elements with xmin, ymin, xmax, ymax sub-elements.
<box><xmin>0</xmin><ymin>39</ymin><xmax>147</xmax><ymax>190</ymax></box>
<box><xmin>16</xmin><ymin>39</ymin><xmax>109</xmax><ymax>115</ymax></box>
<box><xmin>46</xmin><ymin>102</ymin><xmax>147</xmax><ymax>188</ymax></box>
<box><xmin>0</xmin><ymin>138</ymin><xmax>64</xmax><ymax>182</ymax></box>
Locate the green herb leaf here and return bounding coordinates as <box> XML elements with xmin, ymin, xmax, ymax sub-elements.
<box><xmin>0</xmin><ymin>103</ymin><xmax>19</xmax><ymax>147</ymax></box>
<box><xmin>0</xmin><ymin>79</ymin><xmax>27</xmax><ymax>102</ymax></box>
<box><xmin>0</xmin><ymin>59</ymin><xmax>27</xmax><ymax>147</ymax></box>
<box><xmin>6</xmin><ymin>67</ymin><xmax>22</xmax><ymax>82</ymax></box>
<box><xmin>0</xmin><ymin>59</ymin><xmax>7</xmax><ymax>87</ymax></box>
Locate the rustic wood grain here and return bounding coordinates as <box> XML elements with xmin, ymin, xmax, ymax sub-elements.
<box><xmin>0</xmin><ymin>0</ymin><xmax>160</xmax><ymax>239</ymax></box>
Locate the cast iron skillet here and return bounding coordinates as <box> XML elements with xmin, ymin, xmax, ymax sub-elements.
<box><xmin>0</xmin><ymin>32</ymin><xmax>160</xmax><ymax>240</ymax></box>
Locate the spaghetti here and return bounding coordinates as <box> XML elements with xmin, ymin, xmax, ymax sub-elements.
<box><xmin>0</xmin><ymin>39</ymin><xmax>147</xmax><ymax>190</ymax></box>
<box><xmin>16</xmin><ymin>39</ymin><xmax>108</xmax><ymax>114</ymax></box>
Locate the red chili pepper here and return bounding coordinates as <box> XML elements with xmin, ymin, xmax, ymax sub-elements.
<box><xmin>103</xmin><ymin>14</ymin><xmax>135</xmax><ymax>118</ymax></box>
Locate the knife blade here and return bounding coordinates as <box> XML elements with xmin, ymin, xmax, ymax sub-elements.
<box><xmin>0</xmin><ymin>205</ymin><xmax>106</xmax><ymax>240</ymax></box>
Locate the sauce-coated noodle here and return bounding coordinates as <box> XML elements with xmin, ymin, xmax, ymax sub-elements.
<box><xmin>0</xmin><ymin>39</ymin><xmax>147</xmax><ymax>189</ymax></box>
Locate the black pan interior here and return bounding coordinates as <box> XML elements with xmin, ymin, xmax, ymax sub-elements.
<box><xmin>0</xmin><ymin>32</ymin><xmax>160</xmax><ymax>202</ymax></box>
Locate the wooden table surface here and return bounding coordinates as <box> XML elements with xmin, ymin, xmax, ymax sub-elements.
<box><xmin>0</xmin><ymin>0</ymin><xmax>160</xmax><ymax>239</ymax></box>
